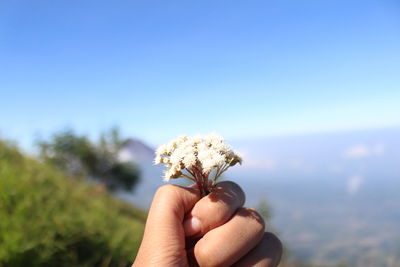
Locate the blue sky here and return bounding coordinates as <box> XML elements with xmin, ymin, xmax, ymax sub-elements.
<box><xmin>1</xmin><ymin>0</ymin><xmax>399</xmax><ymax>149</ymax></box>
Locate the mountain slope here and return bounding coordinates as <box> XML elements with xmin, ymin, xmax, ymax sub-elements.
<box><xmin>0</xmin><ymin>140</ymin><xmax>146</xmax><ymax>266</ymax></box>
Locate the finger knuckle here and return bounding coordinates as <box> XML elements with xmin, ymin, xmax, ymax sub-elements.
<box><xmin>205</xmin><ymin>200</ymin><xmax>230</xmax><ymax>221</ymax></box>
<box><xmin>240</xmin><ymin>208</ymin><xmax>266</xmax><ymax>234</ymax></box>
<box><xmin>154</xmin><ymin>184</ymin><xmax>179</xmax><ymax>200</ymax></box>
<box><xmin>195</xmin><ymin>244</ymin><xmax>218</xmax><ymax>267</ymax></box>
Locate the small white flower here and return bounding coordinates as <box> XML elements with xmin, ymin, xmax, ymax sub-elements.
<box><xmin>155</xmin><ymin>144</ymin><xmax>168</xmax><ymax>156</ymax></box>
<box><xmin>155</xmin><ymin>133</ymin><xmax>242</xmax><ymax>196</ymax></box>
<box><xmin>176</xmin><ymin>135</ymin><xmax>188</xmax><ymax>145</ymax></box>
<box><xmin>212</xmin><ymin>153</ymin><xmax>226</xmax><ymax>167</ymax></box>
<box><xmin>169</xmin><ymin>149</ymin><xmax>183</xmax><ymax>166</ymax></box>
<box><xmin>206</xmin><ymin>132</ymin><xmax>224</xmax><ymax>146</ymax></box>
<box><xmin>154</xmin><ymin>155</ymin><xmax>162</xmax><ymax>164</ymax></box>
<box><xmin>183</xmin><ymin>154</ymin><xmax>197</xmax><ymax>169</ymax></box>
<box><xmin>201</xmin><ymin>158</ymin><xmax>215</xmax><ymax>174</ymax></box>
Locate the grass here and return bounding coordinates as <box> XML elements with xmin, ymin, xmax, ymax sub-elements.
<box><xmin>0</xmin><ymin>140</ymin><xmax>146</xmax><ymax>267</ymax></box>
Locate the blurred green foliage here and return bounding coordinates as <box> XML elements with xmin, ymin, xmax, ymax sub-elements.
<box><xmin>37</xmin><ymin>127</ymin><xmax>140</xmax><ymax>192</ymax></box>
<box><xmin>257</xmin><ymin>198</ymin><xmax>272</xmax><ymax>222</ymax></box>
<box><xmin>0</xmin><ymin>140</ymin><xmax>146</xmax><ymax>267</ymax></box>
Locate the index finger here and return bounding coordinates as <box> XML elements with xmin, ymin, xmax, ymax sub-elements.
<box><xmin>183</xmin><ymin>181</ymin><xmax>246</xmax><ymax>237</ymax></box>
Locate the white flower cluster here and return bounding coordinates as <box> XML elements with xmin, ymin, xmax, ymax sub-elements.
<box><xmin>154</xmin><ymin>134</ymin><xmax>242</xmax><ymax>187</ymax></box>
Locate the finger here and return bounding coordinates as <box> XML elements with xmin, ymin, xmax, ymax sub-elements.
<box><xmin>135</xmin><ymin>185</ymin><xmax>200</xmax><ymax>264</ymax></box>
<box><xmin>233</xmin><ymin>232</ymin><xmax>283</xmax><ymax>267</ymax></box>
<box><xmin>183</xmin><ymin>181</ymin><xmax>245</xmax><ymax>237</ymax></box>
<box><xmin>194</xmin><ymin>208</ymin><xmax>265</xmax><ymax>267</ymax></box>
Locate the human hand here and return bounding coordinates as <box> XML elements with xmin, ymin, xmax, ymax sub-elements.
<box><xmin>133</xmin><ymin>181</ymin><xmax>282</xmax><ymax>266</ymax></box>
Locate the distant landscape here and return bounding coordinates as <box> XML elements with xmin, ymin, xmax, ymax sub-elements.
<box><xmin>3</xmin><ymin>126</ymin><xmax>397</xmax><ymax>266</ymax></box>
<box><xmin>122</xmin><ymin>127</ymin><xmax>400</xmax><ymax>267</ymax></box>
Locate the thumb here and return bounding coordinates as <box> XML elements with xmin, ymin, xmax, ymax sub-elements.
<box><xmin>134</xmin><ymin>185</ymin><xmax>200</xmax><ymax>265</ymax></box>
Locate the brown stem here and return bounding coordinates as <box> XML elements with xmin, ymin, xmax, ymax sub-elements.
<box><xmin>191</xmin><ymin>167</ymin><xmax>203</xmax><ymax>197</ymax></box>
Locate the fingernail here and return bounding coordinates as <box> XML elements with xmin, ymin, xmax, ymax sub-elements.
<box><xmin>183</xmin><ymin>216</ymin><xmax>201</xmax><ymax>236</ymax></box>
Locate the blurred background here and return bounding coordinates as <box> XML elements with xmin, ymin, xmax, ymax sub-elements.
<box><xmin>1</xmin><ymin>0</ymin><xmax>400</xmax><ymax>266</ymax></box>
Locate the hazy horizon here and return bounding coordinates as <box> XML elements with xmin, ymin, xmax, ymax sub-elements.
<box><xmin>1</xmin><ymin>0</ymin><xmax>400</xmax><ymax>150</ymax></box>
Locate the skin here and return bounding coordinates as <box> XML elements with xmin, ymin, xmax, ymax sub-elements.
<box><xmin>133</xmin><ymin>181</ymin><xmax>282</xmax><ymax>267</ymax></box>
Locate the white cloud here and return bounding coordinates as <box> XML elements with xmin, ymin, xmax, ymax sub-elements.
<box><xmin>347</xmin><ymin>175</ymin><xmax>364</xmax><ymax>195</ymax></box>
<box><xmin>343</xmin><ymin>145</ymin><xmax>370</xmax><ymax>159</ymax></box>
<box><xmin>343</xmin><ymin>144</ymin><xmax>385</xmax><ymax>159</ymax></box>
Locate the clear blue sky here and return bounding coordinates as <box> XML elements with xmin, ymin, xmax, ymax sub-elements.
<box><xmin>1</xmin><ymin>0</ymin><xmax>399</xmax><ymax>149</ymax></box>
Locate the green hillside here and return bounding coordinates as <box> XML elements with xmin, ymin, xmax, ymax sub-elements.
<box><xmin>0</xmin><ymin>140</ymin><xmax>146</xmax><ymax>267</ymax></box>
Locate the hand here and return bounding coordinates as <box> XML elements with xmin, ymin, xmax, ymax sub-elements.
<box><xmin>133</xmin><ymin>181</ymin><xmax>282</xmax><ymax>266</ymax></box>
